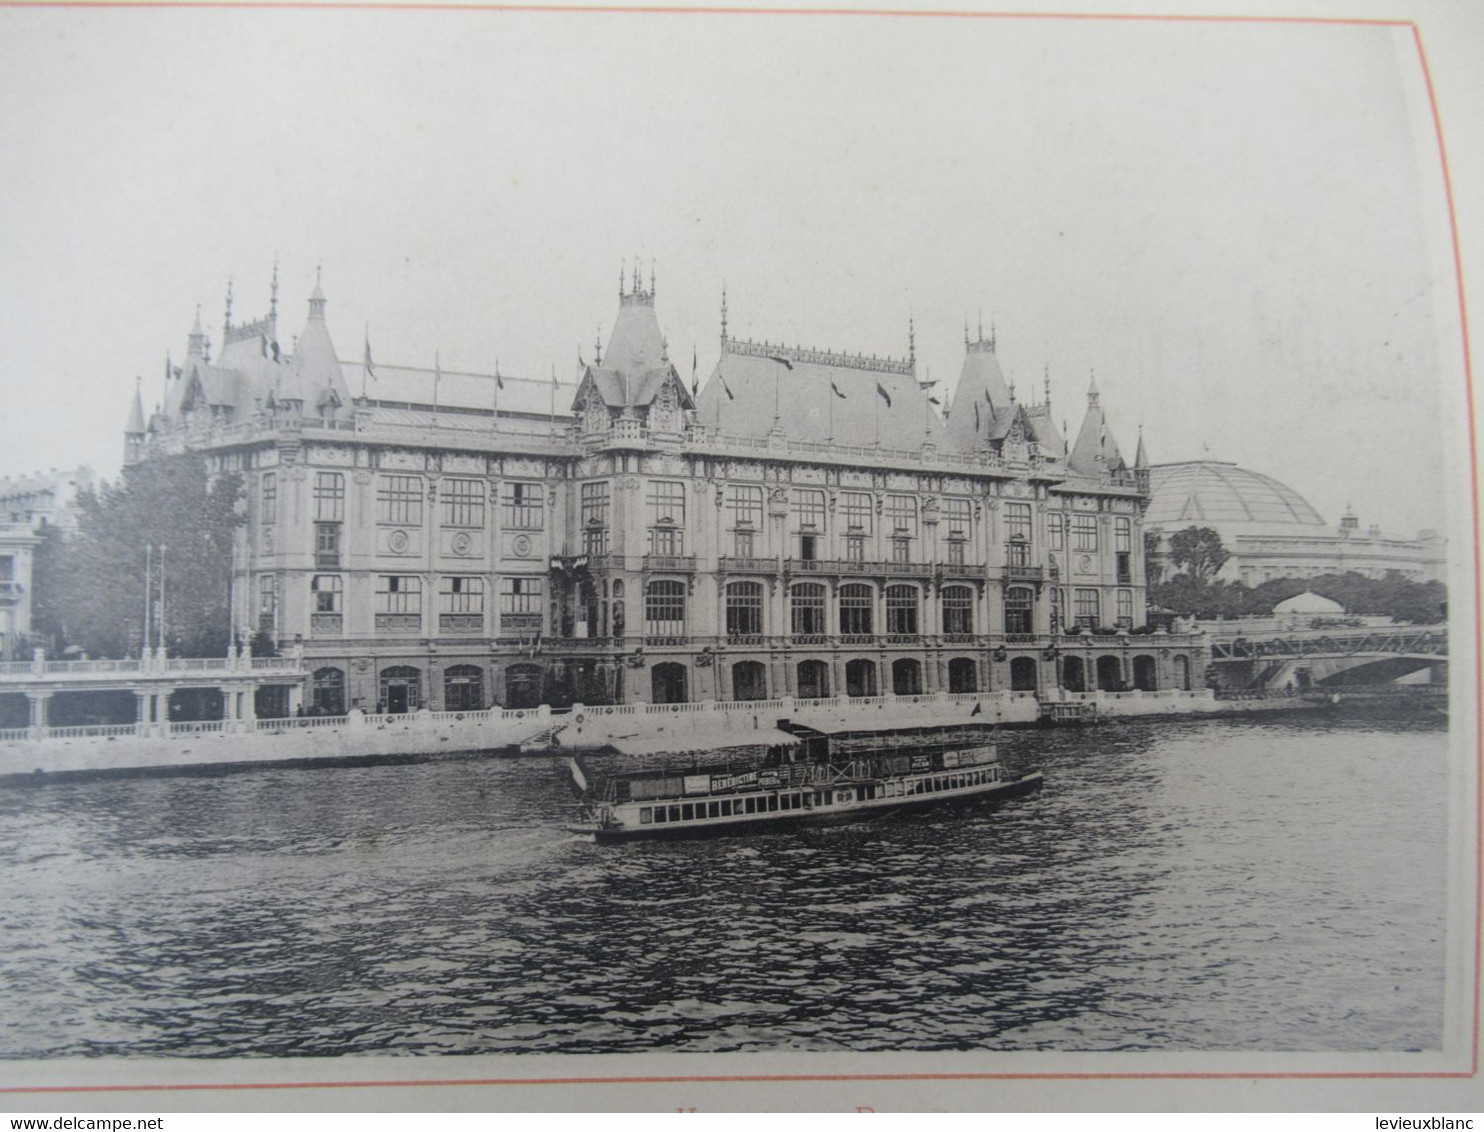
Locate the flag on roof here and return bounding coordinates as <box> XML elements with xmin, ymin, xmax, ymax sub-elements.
<box><xmin>363</xmin><ymin>330</ymin><xmax>375</xmax><ymax>379</ymax></box>
<box><xmin>551</xmin><ymin>367</ymin><xmax>560</xmax><ymax>389</ymax></box>
<box><xmin>718</xmin><ymin>370</ymin><xmax>735</xmax><ymax>401</ymax></box>
<box><xmin>692</xmin><ymin>346</ymin><xmax>698</xmax><ymax>397</ymax></box>
<box><xmin>830</xmin><ymin>380</ymin><xmax>847</xmax><ymax>400</ymax></box>
<box><xmin>876</xmin><ymin>382</ymin><xmax>891</xmax><ymax>408</ymax></box>
<box><xmin>494</xmin><ymin>362</ymin><xmax>504</xmax><ymax>391</ymax></box>
<box><xmin>767</xmin><ymin>354</ymin><xmax>794</xmax><ymax>371</ymax></box>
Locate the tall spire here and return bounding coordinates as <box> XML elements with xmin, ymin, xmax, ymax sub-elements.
<box><xmin>269</xmin><ymin>258</ymin><xmax>279</xmax><ymax>320</ymax></box>
<box><xmin>1043</xmin><ymin>363</ymin><xmax>1052</xmax><ymax>414</ymax></box>
<box><xmin>1087</xmin><ymin>368</ymin><xmax>1099</xmax><ymax>405</ymax></box>
<box><xmin>964</xmin><ymin>315</ymin><xmax>970</xmax><ymax>348</ymax></box>
<box><xmin>188</xmin><ymin>304</ymin><xmax>207</xmax><ymax>359</ymax></box>
<box><xmin>223</xmin><ymin>277</ymin><xmax>234</xmax><ymax>338</ymax></box>
<box><xmin>1134</xmin><ymin>425</ymin><xmax>1149</xmax><ymax>469</ymax></box>
<box><xmin>126</xmin><ymin>375</ymin><xmax>146</xmax><ymax>435</ymax></box>
<box><xmin>308</xmin><ymin>265</ymin><xmax>326</xmax><ymax>321</ymax></box>
<box><xmin>908</xmin><ymin>315</ymin><xmax>916</xmax><ymax>369</ymax></box>
<box><xmin>619</xmin><ymin>260</ymin><xmax>625</xmax><ymax>300</ymax></box>
<box><xmin>720</xmin><ymin>282</ymin><xmax>729</xmax><ymax>344</ymax></box>
<box><xmin>594</xmin><ymin>324</ymin><xmax>603</xmax><ymax>366</ymax></box>
<box><xmin>650</xmin><ymin>258</ymin><xmax>656</xmax><ymax>298</ymax></box>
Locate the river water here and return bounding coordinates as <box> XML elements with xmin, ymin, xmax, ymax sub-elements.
<box><xmin>0</xmin><ymin>713</ymin><xmax>1448</xmax><ymax>1057</ymax></box>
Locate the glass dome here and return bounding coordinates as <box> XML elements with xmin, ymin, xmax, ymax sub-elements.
<box><xmin>1144</xmin><ymin>461</ymin><xmax>1327</xmax><ymax>530</ymax></box>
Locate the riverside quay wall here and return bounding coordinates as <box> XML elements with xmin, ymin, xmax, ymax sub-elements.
<box><xmin>0</xmin><ymin>688</ymin><xmax>1246</xmax><ymax>781</ymax></box>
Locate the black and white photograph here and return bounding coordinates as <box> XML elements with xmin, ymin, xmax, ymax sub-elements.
<box><xmin>0</xmin><ymin>0</ymin><xmax>1478</xmax><ymax>1114</ymax></box>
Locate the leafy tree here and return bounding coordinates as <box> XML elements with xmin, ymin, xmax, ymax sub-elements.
<box><xmin>1143</xmin><ymin>528</ymin><xmax>1164</xmax><ymax>585</ymax></box>
<box><xmin>35</xmin><ymin>454</ymin><xmax>243</xmax><ymax>658</ymax></box>
<box><xmin>1166</xmin><ymin>526</ymin><xmax>1230</xmax><ymax>582</ymax></box>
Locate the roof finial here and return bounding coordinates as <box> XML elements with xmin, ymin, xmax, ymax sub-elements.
<box><xmin>964</xmin><ymin>315</ymin><xmax>970</xmax><ymax>348</ymax></box>
<box><xmin>721</xmin><ymin>282</ymin><xmax>729</xmax><ymax>344</ymax></box>
<box><xmin>269</xmin><ymin>258</ymin><xmax>279</xmax><ymax>320</ymax></box>
<box><xmin>309</xmin><ymin>266</ymin><xmax>326</xmax><ymax>319</ymax></box>
<box><xmin>650</xmin><ymin>258</ymin><xmax>656</xmax><ymax>298</ymax></box>
<box><xmin>595</xmin><ymin>324</ymin><xmax>603</xmax><ymax>366</ymax></box>
<box><xmin>633</xmin><ymin>256</ymin><xmax>641</xmax><ymax>294</ymax></box>
<box><xmin>1087</xmin><ymin>367</ymin><xmax>1099</xmax><ymax>403</ymax></box>
<box><xmin>223</xmin><ymin>276</ymin><xmax>234</xmax><ymax>335</ymax></box>
<box><xmin>619</xmin><ymin>259</ymin><xmax>625</xmax><ymax>299</ymax></box>
<box><xmin>990</xmin><ymin>319</ymin><xmax>997</xmax><ymax>352</ymax></box>
<box><xmin>977</xmin><ymin>309</ymin><xmax>984</xmax><ymax>343</ymax></box>
<box><xmin>1043</xmin><ymin>363</ymin><xmax>1051</xmax><ymax>413</ymax></box>
<box><xmin>908</xmin><ymin>315</ymin><xmax>916</xmax><ymax>368</ymax></box>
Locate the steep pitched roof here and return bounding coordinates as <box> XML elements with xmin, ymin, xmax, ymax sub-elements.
<box><xmin>1067</xmin><ymin>377</ymin><xmax>1126</xmax><ymax>476</ymax></box>
<box><xmin>694</xmin><ymin>338</ymin><xmax>932</xmax><ymax>447</ymax></box>
<box><xmin>942</xmin><ymin>338</ymin><xmax>1013</xmax><ymax>454</ymax></box>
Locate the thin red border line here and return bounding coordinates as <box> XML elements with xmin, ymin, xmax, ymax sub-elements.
<box><xmin>1413</xmin><ymin>18</ymin><xmax>1484</xmax><ymax>1083</ymax></box>
<box><xmin>0</xmin><ymin>0</ymin><xmax>1418</xmax><ymax>23</ymax></box>
<box><xmin>0</xmin><ymin>6</ymin><xmax>1474</xmax><ymax>1095</ymax></box>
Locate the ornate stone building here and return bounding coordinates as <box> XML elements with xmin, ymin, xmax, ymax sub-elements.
<box><xmin>123</xmin><ymin>265</ymin><xmax>1204</xmax><ymax>714</ymax></box>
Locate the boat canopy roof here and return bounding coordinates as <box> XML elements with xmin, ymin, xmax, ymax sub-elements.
<box><xmin>606</xmin><ymin>726</ymin><xmax>802</xmax><ymax>757</ymax></box>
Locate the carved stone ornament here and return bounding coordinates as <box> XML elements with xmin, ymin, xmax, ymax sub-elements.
<box><xmin>513</xmin><ymin>534</ymin><xmax>533</xmax><ymax>557</ymax></box>
<box><xmin>388</xmin><ymin>529</ymin><xmax>411</xmax><ymax>553</ymax></box>
<box><xmin>451</xmin><ymin>531</ymin><xmax>474</xmax><ymax>556</ymax></box>
<box><xmin>352</xmin><ymin>658</ymin><xmax>371</xmax><ymax>673</ymax></box>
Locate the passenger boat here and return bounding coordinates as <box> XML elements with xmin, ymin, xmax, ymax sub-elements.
<box><xmin>568</xmin><ymin>738</ymin><xmax>1042</xmax><ymax>844</ymax></box>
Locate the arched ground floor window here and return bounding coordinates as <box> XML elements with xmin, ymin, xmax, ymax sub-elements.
<box><xmin>312</xmin><ymin>666</ymin><xmax>346</xmax><ymax>715</ymax></box>
<box><xmin>379</xmin><ymin>666</ymin><xmax>423</xmax><ymax>714</ymax></box>
<box><xmin>1009</xmin><ymin>656</ymin><xmax>1038</xmax><ymax>692</ymax></box>
<box><xmin>1062</xmin><ymin>655</ymin><xmax>1087</xmax><ymax>693</ymax></box>
<box><xmin>845</xmin><ymin>658</ymin><xmax>877</xmax><ymax>698</ymax></box>
<box><xmin>1096</xmin><ymin>655</ymin><xmax>1124</xmax><ymax>692</ymax></box>
<box><xmin>1132</xmin><ymin>654</ymin><xmax>1158</xmax><ymax>691</ymax></box>
<box><xmin>948</xmin><ymin>656</ymin><xmax>977</xmax><ymax>693</ymax></box>
<box><xmin>651</xmin><ymin>662</ymin><xmax>688</xmax><ymax>704</ymax></box>
<box><xmin>892</xmin><ymin>657</ymin><xmax>922</xmax><ymax>695</ymax></box>
<box><xmin>444</xmin><ymin>664</ymin><xmax>484</xmax><ymax>711</ymax></box>
<box><xmin>505</xmin><ymin>663</ymin><xmax>543</xmax><ymax>709</ymax></box>
<box><xmin>731</xmin><ymin>660</ymin><xmax>767</xmax><ymax>701</ymax></box>
<box><xmin>797</xmin><ymin>659</ymin><xmax>829</xmax><ymax>699</ymax></box>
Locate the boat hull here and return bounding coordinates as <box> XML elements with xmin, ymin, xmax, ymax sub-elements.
<box><xmin>585</xmin><ymin>771</ymin><xmax>1043</xmax><ymax>844</ymax></box>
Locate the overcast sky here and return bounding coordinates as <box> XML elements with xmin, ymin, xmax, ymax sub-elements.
<box><xmin>0</xmin><ymin>8</ymin><xmax>1461</xmax><ymax>538</ymax></box>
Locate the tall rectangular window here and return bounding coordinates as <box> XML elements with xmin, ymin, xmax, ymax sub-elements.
<box><xmin>1048</xmin><ymin>511</ymin><xmax>1064</xmax><ymax>551</ymax></box>
<box><xmin>728</xmin><ymin>484</ymin><xmax>762</xmax><ymax>529</ymax></box>
<box><xmin>377</xmin><ymin>475</ymin><xmax>423</xmax><ymax>525</ymax></box>
<box><xmin>440</xmin><ymin>576</ymin><xmax>485</xmax><ymax>613</ymax></box>
<box><xmin>581</xmin><ymin>481</ymin><xmax>610</xmax><ymax>556</ymax></box>
<box><xmin>790</xmin><ymin>583</ymin><xmax>826</xmax><ymax>635</ymax></box>
<box><xmin>792</xmin><ymin>489</ymin><xmax>825</xmax><ymax>532</ymax></box>
<box><xmin>261</xmin><ymin>472</ymin><xmax>277</xmax><ymax>524</ymax></box>
<box><xmin>441</xmin><ymin>479</ymin><xmax>485</xmax><ymax>528</ymax></box>
<box><xmin>944</xmin><ymin>497</ymin><xmax>971</xmax><ymax>559</ymax></box>
<box><xmin>1072</xmin><ymin>514</ymin><xmax>1098</xmax><ymax>553</ymax></box>
<box><xmin>315</xmin><ymin>522</ymin><xmax>341</xmax><ymax>569</ymax></box>
<box><xmin>500</xmin><ymin>577</ymin><xmax>543</xmax><ymax>615</ymax></box>
<box><xmin>310</xmin><ymin>575</ymin><xmax>342</xmax><ymax>613</ymax></box>
<box><xmin>725</xmin><ymin>581</ymin><xmax>764</xmax><ymax>637</ymax></box>
<box><xmin>502</xmin><ymin>482</ymin><xmax>544</xmax><ymax>530</ymax></box>
<box><xmin>1074</xmin><ymin>588</ymin><xmax>1100</xmax><ymax>629</ymax></box>
<box><xmin>313</xmin><ymin>472</ymin><xmax>344</xmax><ymax>522</ymax></box>
<box><xmin>647</xmin><ymin>480</ymin><xmax>685</xmax><ymax>555</ymax></box>
<box><xmin>1117</xmin><ymin>588</ymin><xmax>1134</xmax><ymax>626</ymax></box>
<box><xmin>257</xmin><ymin>575</ymin><xmax>277</xmax><ymax>633</ymax></box>
<box><xmin>841</xmin><ymin>492</ymin><xmax>872</xmax><ymax>535</ymax></box>
<box><xmin>884</xmin><ymin>495</ymin><xmax>918</xmax><ymax>538</ymax></box>
<box><xmin>1004</xmin><ymin>502</ymin><xmax>1032</xmax><ymax>544</ymax></box>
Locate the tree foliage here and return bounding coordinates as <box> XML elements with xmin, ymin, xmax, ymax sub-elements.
<box><xmin>1165</xmin><ymin>526</ymin><xmax>1230</xmax><ymax>582</ymax></box>
<box><xmin>33</xmin><ymin>454</ymin><xmax>243</xmax><ymax>658</ymax></box>
<box><xmin>1149</xmin><ymin>569</ymin><xmax>1446</xmax><ymax>624</ymax></box>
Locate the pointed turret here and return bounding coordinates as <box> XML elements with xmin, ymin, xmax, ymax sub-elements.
<box><xmin>1068</xmin><ymin>371</ymin><xmax>1127</xmax><ymax>476</ymax></box>
<box><xmin>187</xmin><ymin>306</ymin><xmax>208</xmax><ymax>361</ymax></box>
<box><xmin>1133</xmin><ymin>426</ymin><xmax>1150</xmax><ymax>494</ymax></box>
<box><xmin>124</xmin><ymin>378</ymin><xmax>146</xmax><ymax>466</ymax></box>
<box><xmin>284</xmin><ymin>267</ymin><xmax>347</xmax><ymax>417</ymax></box>
<box><xmin>942</xmin><ymin>320</ymin><xmax>1013</xmax><ymax>454</ymax></box>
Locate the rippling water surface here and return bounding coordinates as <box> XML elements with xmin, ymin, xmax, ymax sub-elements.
<box><xmin>0</xmin><ymin>715</ymin><xmax>1447</xmax><ymax>1057</ymax></box>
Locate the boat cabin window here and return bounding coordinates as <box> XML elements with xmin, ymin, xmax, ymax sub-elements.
<box><xmin>640</xmin><ymin>807</ymin><xmax>653</xmax><ymax>824</ymax></box>
<box><xmin>682</xmin><ymin>804</ymin><xmax>695</xmax><ymax>821</ymax></box>
<box><xmin>669</xmin><ymin>806</ymin><xmax>681</xmax><ymax>822</ymax></box>
<box><xmin>768</xmin><ymin>794</ymin><xmax>779</xmax><ymax>812</ymax></box>
<box><xmin>708</xmin><ymin>802</ymin><xmax>721</xmax><ymax>818</ymax></box>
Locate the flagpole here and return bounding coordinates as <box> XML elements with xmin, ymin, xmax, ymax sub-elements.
<box><xmin>158</xmin><ymin>543</ymin><xmax>167</xmax><ymax>655</ymax></box>
<box><xmin>143</xmin><ymin>543</ymin><xmax>152</xmax><ymax>661</ymax></box>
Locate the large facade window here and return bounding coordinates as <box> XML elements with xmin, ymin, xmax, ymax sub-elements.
<box><xmin>441</xmin><ymin>478</ymin><xmax>485</xmax><ymax>528</ymax></box>
<box><xmin>1004</xmin><ymin>502</ymin><xmax>1032</xmax><ymax>544</ymax></box>
<box><xmin>440</xmin><ymin>576</ymin><xmax>485</xmax><ymax>613</ymax></box>
<box><xmin>885</xmin><ymin>495</ymin><xmax>918</xmax><ymax>539</ymax></box>
<box><xmin>1072</xmin><ymin>514</ymin><xmax>1098</xmax><ymax>552</ymax></box>
<box><xmin>647</xmin><ymin>480</ymin><xmax>685</xmax><ymax>555</ymax></box>
<box><xmin>257</xmin><ymin>575</ymin><xmax>277</xmax><ymax>634</ymax></box>
<box><xmin>377</xmin><ymin>475</ymin><xmax>423</xmax><ymax>525</ymax></box>
<box><xmin>502</xmin><ymin>482</ymin><xmax>543</xmax><ymax>530</ymax></box>
<box><xmin>443</xmin><ymin>665</ymin><xmax>484</xmax><ymax>711</ymax></box>
<box><xmin>500</xmin><ymin>577</ymin><xmax>542</xmax><ymax>615</ymax></box>
<box><xmin>645</xmin><ymin>580</ymin><xmax>687</xmax><ymax>637</ymax></box>
<box><xmin>1048</xmin><ymin>511</ymin><xmax>1064</xmax><ymax>551</ymax></box>
<box><xmin>315</xmin><ymin>521</ymin><xmax>341</xmax><ymax>568</ymax></box>
<box><xmin>792</xmin><ymin>489</ymin><xmax>825</xmax><ymax>531</ymax></box>
<box><xmin>790</xmin><ymin>583</ymin><xmax>826</xmax><ymax>636</ymax></box>
<box><xmin>1117</xmin><ymin>588</ymin><xmax>1134</xmax><ymax>626</ymax></box>
<box><xmin>311</xmin><ymin>667</ymin><xmax>345</xmax><ymax>715</ymax></box>
<box><xmin>1004</xmin><ymin>586</ymin><xmax>1033</xmax><ymax>636</ymax></box>
<box><xmin>941</xmin><ymin>586</ymin><xmax>973</xmax><ymax>635</ymax></box>
<box><xmin>725</xmin><ymin>581</ymin><xmax>764</xmax><ymax>638</ymax></box>
<box><xmin>944</xmin><ymin>497</ymin><xmax>971</xmax><ymax>564</ymax></box>
<box><xmin>260</xmin><ymin>472</ymin><xmax>277</xmax><ymax>524</ymax></box>
<box><xmin>841</xmin><ymin>492</ymin><xmax>872</xmax><ymax>535</ymax></box>
<box><xmin>313</xmin><ymin>472</ymin><xmax>344</xmax><ymax>522</ymax></box>
<box><xmin>839</xmin><ymin>583</ymin><xmax>874</xmax><ymax>636</ymax></box>
<box><xmin>728</xmin><ymin>484</ymin><xmax>762</xmax><ymax>529</ymax></box>
<box><xmin>376</xmin><ymin>575</ymin><xmax>423</xmax><ymax>614</ymax></box>
<box><xmin>844</xmin><ymin>534</ymin><xmax>866</xmax><ymax>563</ymax></box>
<box><xmin>1115</xmin><ymin>517</ymin><xmax>1132</xmax><ymax>583</ymax></box>
<box><xmin>311</xmin><ymin>574</ymin><xmax>342</xmax><ymax>613</ymax></box>
<box><xmin>885</xmin><ymin>585</ymin><xmax>919</xmax><ymax>636</ymax></box>
<box><xmin>581</xmin><ymin>482</ymin><xmax>609</xmax><ymax>556</ymax></box>
<box><xmin>1074</xmin><ymin>587</ymin><xmax>1101</xmax><ymax>629</ymax></box>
